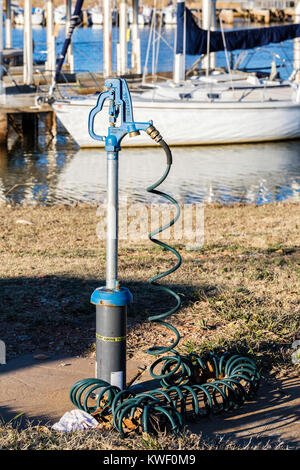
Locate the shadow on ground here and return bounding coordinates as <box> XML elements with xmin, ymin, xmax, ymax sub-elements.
<box><xmin>0</xmin><ymin>274</ymin><xmax>210</xmax><ymax>360</ymax></box>
<box><xmin>188</xmin><ymin>373</ymin><xmax>300</xmax><ymax>449</ymax></box>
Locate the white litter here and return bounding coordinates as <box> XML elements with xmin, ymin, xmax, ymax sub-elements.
<box><xmin>52</xmin><ymin>409</ymin><xmax>99</xmax><ymax>432</ymax></box>
<box><xmin>15</xmin><ymin>219</ymin><xmax>35</xmax><ymax>225</ymax></box>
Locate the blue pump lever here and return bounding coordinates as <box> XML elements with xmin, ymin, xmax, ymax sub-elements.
<box><xmin>88</xmin><ymin>78</ymin><xmax>152</xmax><ymax>151</ymax></box>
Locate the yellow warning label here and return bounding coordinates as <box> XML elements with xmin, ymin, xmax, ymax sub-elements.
<box><xmin>96</xmin><ymin>333</ymin><xmax>126</xmax><ymax>342</ymax></box>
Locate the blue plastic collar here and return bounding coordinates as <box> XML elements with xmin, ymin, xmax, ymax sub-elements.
<box><xmin>91</xmin><ymin>286</ymin><xmax>133</xmax><ymax>306</ymax></box>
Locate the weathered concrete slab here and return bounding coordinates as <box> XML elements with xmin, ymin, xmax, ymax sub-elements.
<box><xmin>0</xmin><ymin>354</ymin><xmax>143</xmax><ymax>427</ymax></box>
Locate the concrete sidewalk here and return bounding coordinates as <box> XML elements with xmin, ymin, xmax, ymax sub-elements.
<box><xmin>0</xmin><ymin>354</ymin><xmax>144</xmax><ymax>426</ymax></box>
<box><xmin>0</xmin><ymin>354</ymin><xmax>299</xmax><ymax>448</ymax></box>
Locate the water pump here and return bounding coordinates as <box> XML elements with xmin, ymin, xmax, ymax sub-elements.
<box><xmin>70</xmin><ymin>78</ymin><xmax>260</xmax><ymax>437</ymax></box>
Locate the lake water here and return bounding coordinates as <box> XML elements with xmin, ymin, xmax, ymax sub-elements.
<box><xmin>1</xmin><ymin>120</ymin><xmax>300</xmax><ymax>205</ymax></box>
<box><xmin>1</xmin><ymin>24</ymin><xmax>300</xmax><ymax>205</ymax></box>
<box><xmin>7</xmin><ymin>22</ymin><xmax>296</xmax><ymax>77</ymax></box>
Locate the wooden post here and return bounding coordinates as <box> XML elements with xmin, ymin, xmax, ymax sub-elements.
<box><xmin>45</xmin><ymin>110</ymin><xmax>56</xmax><ymax>136</ymax></box>
<box><xmin>46</xmin><ymin>0</ymin><xmax>56</xmax><ymax>79</ymax></box>
<box><xmin>118</xmin><ymin>0</ymin><xmax>128</xmax><ymax>75</ymax></box>
<box><xmin>103</xmin><ymin>0</ymin><xmax>112</xmax><ymax>77</ymax></box>
<box><xmin>5</xmin><ymin>0</ymin><xmax>12</xmax><ymax>49</ymax></box>
<box><xmin>82</xmin><ymin>9</ymin><xmax>89</xmax><ymax>26</ymax></box>
<box><xmin>0</xmin><ymin>141</ymin><xmax>8</xmax><ymax>174</ymax></box>
<box><xmin>131</xmin><ymin>0</ymin><xmax>141</xmax><ymax>74</ymax></box>
<box><xmin>0</xmin><ymin>114</ymin><xmax>8</xmax><ymax>145</ymax></box>
<box><xmin>23</xmin><ymin>0</ymin><xmax>33</xmax><ymax>85</ymax></box>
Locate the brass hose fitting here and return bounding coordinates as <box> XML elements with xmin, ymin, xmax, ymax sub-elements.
<box><xmin>146</xmin><ymin>125</ymin><xmax>163</xmax><ymax>143</ymax></box>
<box><xmin>129</xmin><ymin>131</ymin><xmax>140</xmax><ymax>138</ymax></box>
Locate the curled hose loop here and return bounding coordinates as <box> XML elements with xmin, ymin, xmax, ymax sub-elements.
<box><xmin>70</xmin><ymin>378</ymin><xmax>120</xmax><ymax>415</ymax></box>
<box><xmin>146</xmin><ymin>140</ymin><xmax>182</xmax><ymax>362</ymax></box>
<box><xmin>69</xmin><ymin>353</ymin><xmax>260</xmax><ymax>436</ymax></box>
<box><xmin>69</xmin><ymin>135</ymin><xmax>260</xmax><ymax>437</ymax></box>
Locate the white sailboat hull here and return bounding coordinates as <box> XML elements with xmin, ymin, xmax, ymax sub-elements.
<box><xmin>53</xmin><ymin>96</ymin><xmax>300</xmax><ymax>148</ymax></box>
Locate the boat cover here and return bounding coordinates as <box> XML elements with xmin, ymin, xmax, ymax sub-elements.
<box><xmin>176</xmin><ymin>3</ymin><xmax>300</xmax><ymax>55</ymax></box>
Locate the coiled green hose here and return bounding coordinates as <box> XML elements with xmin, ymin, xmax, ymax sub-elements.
<box><xmin>70</xmin><ymin>138</ymin><xmax>260</xmax><ymax>437</ymax></box>
<box><xmin>146</xmin><ymin>140</ymin><xmax>182</xmax><ymax>358</ymax></box>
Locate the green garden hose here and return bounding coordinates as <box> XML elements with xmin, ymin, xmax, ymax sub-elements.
<box><xmin>70</xmin><ymin>137</ymin><xmax>260</xmax><ymax>437</ymax></box>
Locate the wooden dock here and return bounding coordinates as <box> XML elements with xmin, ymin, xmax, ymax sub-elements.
<box><xmin>0</xmin><ymin>69</ymin><xmax>159</xmax><ymax>145</ymax></box>
<box><xmin>0</xmin><ymin>90</ymin><xmax>53</xmax><ymax>145</ymax></box>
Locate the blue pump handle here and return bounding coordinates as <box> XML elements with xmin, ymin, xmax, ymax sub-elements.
<box><xmin>88</xmin><ymin>78</ymin><xmax>152</xmax><ymax>151</ymax></box>
<box><xmin>88</xmin><ymin>90</ymin><xmax>111</xmax><ymax>142</ymax></box>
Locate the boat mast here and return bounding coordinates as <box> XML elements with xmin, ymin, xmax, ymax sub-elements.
<box><xmin>49</xmin><ymin>0</ymin><xmax>84</xmax><ymax>95</ymax></box>
<box><xmin>174</xmin><ymin>0</ymin><xmax>185</xmax><ymax>84</ymax></box>
<box><xmin>294</xmin><ymin>1</ymin><xmax>300</xmax><ymax>83</ymax></box>
<box><xmin>202</xmin><ymin>0</ymin><xmax>216</xmax><ymax>73</ymax></box>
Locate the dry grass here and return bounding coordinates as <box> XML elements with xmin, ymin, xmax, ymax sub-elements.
<box><xmin>0</xmin><ymin>201</ymin><xmax>299</xmax><ymax>449</ymax></box>
<box><xmin>2</xmin><ymin>202</ymin><xmax>299</xmax><ymax>366</ymax></box>
<box><xmin>0</xmin><ymin>421</ymin><xmax>289</xmax><ymax>450</ymax></box>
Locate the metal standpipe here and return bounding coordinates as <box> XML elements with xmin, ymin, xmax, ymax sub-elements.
<box><xmin>88</xmin><ymin>78</ymin><xmax>151</xmax><ymax>391</ymax></box>
<box><xmin>91</xmin><ymin>151</ymin><xmax>132</xmax><ymax>391</ymax></box>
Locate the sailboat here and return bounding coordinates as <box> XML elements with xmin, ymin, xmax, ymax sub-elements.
<box><xmin>52</xmin><ymin>0</ymin><xmax>300</xmax><ymax>148</ymax></box>
<box><xmin>163</xmin><ymin>3</ymin><xmax>177</xmax><ymax>25</ymax></box>
<box><xmin>14</xmin><ymin>7</ymin><xmax>45</xmax><ymax>25</ymax></box>
<box><xmin>88</xmin><ymin>5</ymin><xmax>104</xmax><ymax>25</ymax></box>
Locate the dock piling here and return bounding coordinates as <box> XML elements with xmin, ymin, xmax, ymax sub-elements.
<box><xmin>0</xmin><ymin>114</ymin><xmax>8</xmax><ymax>146</ymax></box>
<box><xmin>46</xmin><ymin>0</ymin><xmax>56</xmax><ymax>79</ymax></box>
<box><xmin>23</xmin><ymin>0</ymin><xmax>33</xmax><ymax>85</ymax></box>
<box><xmin>5</xmin><ymin>0</ymin><xmax>12</xmax><ymax>49</ymax></box>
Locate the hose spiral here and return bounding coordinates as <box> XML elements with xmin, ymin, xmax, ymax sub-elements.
<box><xmin>145</xmin><ymin>140</ymin><xmax>182</xmax><ymax>357</ymax></box>
<box><xmin>70</xmin><ymin>352</ymin><xmax>260</xmax><ymax>436</ymax></box>
<box><xmin>69</xmin><ymin>135</ymin><xmax>260</xmax><ymax>437</ymax></box>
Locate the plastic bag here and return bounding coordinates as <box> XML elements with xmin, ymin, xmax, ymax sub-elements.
<box><xmin>52</xmin><ymin>409</ymin><xmax>99</xmax><ymax>432</ymax></box>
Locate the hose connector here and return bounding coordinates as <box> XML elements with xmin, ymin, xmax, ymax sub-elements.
<box><xmin>146</xmin><ymin>125</ymin><xmax>163</xmax><ymax>143</ymax></box>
